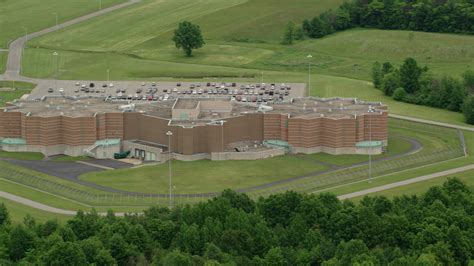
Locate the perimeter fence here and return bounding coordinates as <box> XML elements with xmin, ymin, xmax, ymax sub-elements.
<box><xmin>0</xmin><ymin>118</ymin><xmax>466</xmax><ymax>207</ymax></box>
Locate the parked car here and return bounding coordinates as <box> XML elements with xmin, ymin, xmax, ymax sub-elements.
<box><xmin>48</xmin><ymin>88</ymin><xmax>54</xmax><ymax>93</ymax></box>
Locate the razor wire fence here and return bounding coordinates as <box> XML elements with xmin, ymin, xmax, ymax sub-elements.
<box><xmin>246</xmin><ymin>146</ymin><xmax>464</xmax><ymax>199</ymax></box>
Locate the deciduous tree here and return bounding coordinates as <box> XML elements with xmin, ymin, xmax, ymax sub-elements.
<box><xmin>172</xmin><ymin>21</ymin><xmax>205</xmax><ymax>57</ymax></box>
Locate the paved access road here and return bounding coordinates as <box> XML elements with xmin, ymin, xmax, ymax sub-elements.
<box><xmin>389</xmin><ymin>114</ymin><xmax>474</xmax><ymax>132</ymax></box>
<box><xmin>338</xmin><ymin>164</ymin><xmax>474</xmax><ymax>200</ymax></box>
<box><xmin>3</xmin><ymin>0</ymin><xmax>141</xmax><ymax>81</ymax></box>
<box><xmin>0</xmin><ymin>190</ymin><xmax>128</xmax><ymax>217</ymax></box>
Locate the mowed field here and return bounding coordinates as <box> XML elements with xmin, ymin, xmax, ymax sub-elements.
<box><xmin>0</xmin><ymin>51</ymin><xmax>6</xmax><ymax>73</ymax></box>
<box><xmin>0</xmin><ymin>0</ymin><xmax>126</xmax><ymax>49</ymax></box>
<box><xmin>19</xmin><ymin>0</ymin><xmax>474</xmax><ymax>126</ymax></box>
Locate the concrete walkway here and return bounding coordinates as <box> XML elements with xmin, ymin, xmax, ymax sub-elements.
<box><xmin>3</xmin><ymin>0</ymin><xmax>141</xmax><ymax>81</ymax></box>
<box><xmin>338</xmin><ymin>164</ymin><xmax>474</xmax><ymax>200</ymax></box>
<box><xmin>389</xmin><ymin>114</ymin><xmax>474</xmax><ymax>132</ymax></box>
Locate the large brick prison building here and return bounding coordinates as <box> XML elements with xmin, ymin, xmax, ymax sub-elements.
<box><xmin>0</xmin><ymin>97</ymin><xmax>388</xmax><ymax>161</ymax></box>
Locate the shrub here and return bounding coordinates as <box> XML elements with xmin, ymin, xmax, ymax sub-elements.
<box><xmin>392</xmin><ymin>87</ymin><xmax>406</xmax><ymax>101</ymax></box>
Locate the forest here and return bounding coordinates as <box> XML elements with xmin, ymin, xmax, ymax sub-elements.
<box><xmin>0</xmin><ymin>178</ymin><xmax>473</xmax><ymax>265</ymax></box>
<box><xmin>300</xmin><ymin>0</ymin><xmax>474</xmax><ymax>39</ymax></box>
<box><xmin>371</xmin><ymin>58</ymin><xmax>474</xmax><ymax>124</ymax></box>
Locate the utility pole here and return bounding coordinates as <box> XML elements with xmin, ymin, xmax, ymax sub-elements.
<box><xmin>166</xmin><ymin>131</ymin><xmax>173</xmax><ymax>208</ymax></box>
<box><xmin>307</xmin><ymin>54</ymin><xmax>312</xmax><ymax>97</ymax></box>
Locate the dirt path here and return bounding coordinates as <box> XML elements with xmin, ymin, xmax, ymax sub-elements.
<box><xmin>337</xmin><ymin>164</ymin><xmax>474</xmax><ymax>200</ymax></box>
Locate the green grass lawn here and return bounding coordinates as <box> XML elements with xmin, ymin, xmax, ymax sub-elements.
<box><xmin>49</xmin><ymin>155</ymin><xmax>92</xmax><ymax>162</ymax></box>
<box><xmin>0</xmin><ymin>161</ymin><xmax>111</xmax><ymax>195</ymax></box>
<box><xmin>0</xmin><ymin>81</ymin><xmax>37</xmax><ymax>107</ymax></box>
<box><xmin>350</xmin><ymin>169</ymin><xmax>474</xmax><ymax>201</ymax></box>
<box><xmin>0</xmin><ymin>179</ymin><xmax>89</xmax><ymax>211</ymax></box>
<box><xmin>306</xmin><ymin>135</ymin><xmax>412</xmax><ymax>167</ymax></box>
<box><xmin>80</xmin><ymin>155</ymin><xmax>328</xmax><ymax>194</ymax></box>
<box><xmin>0</xmin><ymin>0</ymin><xmax>126</xmax><ymax>49</ymax></box>
<box><xmin>0</xmin><ymin>198</ymin><xmax>71</xmax><ymax>224</ymax></box>
<box><xmin>0</xmin><ymin>51</ymin><xmax>6</xmax><ymax>74</ymax></box>
<box><xmin>316</xmin><ymin>129</ymin><xmax>474</xmax><ymax>197</ymax></box>
<box><xmin>0</xmin><ymin>151</ymin><xmax>44</xmax><ymax>160</ymax></box>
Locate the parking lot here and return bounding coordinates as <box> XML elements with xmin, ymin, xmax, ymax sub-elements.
<box><xmin>28</xmin><ymin>81</ymin><xmax>307</xmax><ymax>104</ymax></box>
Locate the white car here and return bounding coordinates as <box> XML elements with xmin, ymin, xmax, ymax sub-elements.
<box><xmin>75</xmin><ymin>82</ymin><xmax>80</xmax><ymax>86</ymax></box>
<box><xmin>141</xmin><ymin>82</ymin><xmax>146</xmax><ymax>86</ymax></box>
<box><xmin>109</xmin><ymin>83</ymin><xmax>114</xmax><ymax>87</ymax></box>
<box><xmin>58</xmin><ymin>88</ymin><xmax>64</xmax><ymax>93</ymax></box>
<box><xmin>172</xmin><ymin>88</ymin><xmax>178</xmax><ymax>93</ymax></box>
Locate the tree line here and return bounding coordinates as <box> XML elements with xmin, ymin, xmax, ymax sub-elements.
<box><xmin>371</xmin><ymin>58</ymin><xmax>474</xmax><ymax>124</ymax></box>
<box><xmin>297</xmin><ymin>0</ymin><xmax>474</xmax><ymax>40</ymax></box>
<box><xmin>0</xmin><ymin>178</ymin><xmax>473</xmax><ymax>265</ymax></box>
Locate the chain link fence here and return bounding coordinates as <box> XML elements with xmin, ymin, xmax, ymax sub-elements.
<box><xmin>0</xmin><ymin>118</ymin><xmax>466</xmax><ymax>206</ymax></box>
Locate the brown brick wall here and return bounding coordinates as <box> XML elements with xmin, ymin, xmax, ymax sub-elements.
<box><xmin>266</xmin><ymin>112</ymin><xmax>388</xmax><ymax>149</ymax></box>
<box><xmin>0</xmin><ymin>111</ymin><xmax>22</xmax><ymax>138</ymax></box>
<box><xmin>1</xmin><ymin>109</ymin><xmax>388</xmax><ymax>153</ymax></box>
<box><xmin>105</xmin><ymin>113</ymin><xmax>124</xmax><ymax>139</ymax></box>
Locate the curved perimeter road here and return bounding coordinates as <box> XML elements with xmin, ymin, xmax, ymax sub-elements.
<box><xmin>2</xmin><ymin>164</ymin><xmax>473</xmax><ymax>216</ymax></box>
<box><xmin>3</xmin><ymin>0</ymin><xmax>141</xmax><ymax>81</ymax></box>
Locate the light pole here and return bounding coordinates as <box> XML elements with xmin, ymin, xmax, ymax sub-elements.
<box><xmin>307</xmin><ymin>54</ymin><xmax>312</xmax><ymax>96</ymax></box>
<box><xmin>53</xmin><ymin>12</ymin><xmax>58</xmax><ymax>28</ymax></box>
<box><xmin>21</xmin><ymin>27</ymin><xmax>28</xmax><ymax>43</ymax></box>
<box><xmin>368</xmin><ymin>106</ymin><xmax>375</xmax><ymax>183</ymax></box>
<box><xmin>166</xmin><ymin>131</ymin><xmax>173</xmax><ymax>208</ymax></box>
<box><xmin>53</xmin><ymin>52</ymin><xmax>59</xmax><ymax>88</ymax></box>
<box><xmin>107</xmin><ymin>69</ymin><xmax>110</xmax><ymax>85</ymax></box>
